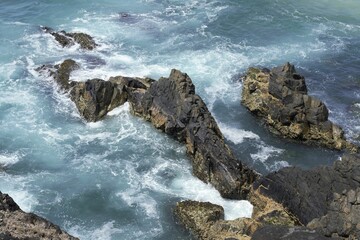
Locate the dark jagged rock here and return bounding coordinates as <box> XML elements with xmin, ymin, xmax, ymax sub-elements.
<box><xmin>39</xmin><ymin>61</ymin><xmax>258</xmax><ymax>198</ymax></box>
<box><xmin>41</xmin><ymin>26</ymin><xmax>97</xmax><ymax>50</ymax></box>
<box><xmin>254</xmin><ymin>154</ymin><xmax>360</xmax><ymax>226</ymax></box>
<box><xmin>127</xmin><ymin>69</ymin><xmax>258</xmax><ymax>199</ymax></box>
<box><xmin>69</xmin><ymin>78</ymin><xmax>127</xmax><ymax>122</ymax></box>
<box><xmin>308</xmin><ymin>188</ymin><xmax>360</xmax><ymax>239</ymax></box>
<box><xmin>252</xmin><ymin>225</ymin><xmax>329</xmax><ymax>240</ymax></box>
<box><xmin>0</xmin><ymin>193</ymin><xmax>20</xmax><ymax>212</ymax></box>
<box><xmin>0</xmin><ymin>192</ymin><xmax>77</xmax><ymax>240</ymax></box>
<box><xmin>241</xmin><ymin>62</ymin><xmax>358</xmax><ymax>152</ymax></box>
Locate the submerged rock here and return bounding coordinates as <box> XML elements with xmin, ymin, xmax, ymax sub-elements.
<box><xmin>241</xmin><ymin>63</ymin><xmax>358</xmax><ymax>152</ymax></box>
<box><xmin>41</xmin><ymin>26</ymin><xmax>98</xmax><ymax>50</ymax></box>
<box><xmin>0</xmin><ymin>191</ymin><xmax>77</xmax><ymax>240</ymax></box>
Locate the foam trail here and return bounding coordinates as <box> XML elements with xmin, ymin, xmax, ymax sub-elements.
<box><xmin>0</xmin><ymin>153</ymin><xmax>21</xmax><ymax>167</ymax></box>
<box><xmin>171</xmin><ymin>176</ymin><xmax>253</xmax><ymax>220</ymax></box>
<box><xmin>219</xmin><ymin>123</ymin><xmax>260</xmax><ymax>144</ymax></box>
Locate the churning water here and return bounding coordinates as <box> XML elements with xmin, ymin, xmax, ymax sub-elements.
<box><xmin>0</xmin><ymin>0</ymin><xmax>359</xmax><ymax>239</ymax></box>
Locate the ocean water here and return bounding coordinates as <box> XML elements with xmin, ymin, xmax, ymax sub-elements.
<box><xmin>0</xmin><ymin>0</ymin><xmax>359</xmax><ymax>239</ymax></box>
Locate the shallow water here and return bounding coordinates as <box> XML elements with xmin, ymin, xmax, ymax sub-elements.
<box><xmin>0</xmin><ymin>0</ymin><xmax>359</xmax><ymax>239</ymax></box>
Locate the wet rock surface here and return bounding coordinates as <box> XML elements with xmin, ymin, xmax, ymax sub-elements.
<box><xmin>0</xmin><ymin>192</ymin><xmax>77</xmax><ymax>240</ymax></box>
<box><xmin>128</xmin><ymin>69</ymin><xmax>258</xmax><ymax>199</ymax></box>
<box><xmin>254</xmin><ymin>154</ymin><xmax>360</xmax><ymax>227</ymax></box>
<box><xmin>41</xmin><ymin>26</ymin><xmax>98</xmax><ymax>50</ymax></box>
<box><xmin>241</xmin><ymin>62</ymin><xmax>358</xmax><ymax>152</ymax></box>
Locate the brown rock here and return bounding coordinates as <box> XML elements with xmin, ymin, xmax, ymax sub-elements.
<box><xmin>241</xmin><ymin>62</ymin><xmax>358</xmax><ymax>152</ymax></box>
<box><xmin>0</xmin><ymin>192</ymin><xmax>77</xmax><ymax>240</ymax></box>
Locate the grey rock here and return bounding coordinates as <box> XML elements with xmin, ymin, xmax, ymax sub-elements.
<box><xmin>308</xmin><ymin>187</ymin><xmax>360</xmax><ymax>239</ymax></box>
<box><xmin>254</xmin><ymin>154</ymin><xmax>360</xmax><ymax>226</ymax></box>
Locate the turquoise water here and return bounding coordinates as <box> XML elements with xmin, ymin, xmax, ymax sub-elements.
<box><xmin>0</xmin><ymin>0</ymin><xmax>360</xmax><ymax>239</ymax></box>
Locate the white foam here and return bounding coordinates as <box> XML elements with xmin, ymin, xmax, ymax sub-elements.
<box><xmin>0</xmin><ymin>153</ymin><xmax>21</xmax><ymax>167</ymax></box>
<box><xmin>69</xmin><ymin>221</ymin><xmax>123</xmax><ymax>240</ymax></box>
<box><xmin>107</xmin><ymin>102</ymin><xmax>130</xmax><ymax>116</ymax></box>
<box><xmin>219</xmin><ymin>123</ymin><xmax>260</xmax><ymax>144</ymax></box>
<box><xmin>171</xmin><ymin>177</ymin><xmax>253</xmax><ymax>220</ymax></box>
<box><xmin>117</xmin><ymin>190</ymin><xmax>159</xmax><ymax>219</ymax></box>
<box><xmin>251</xmin><ymin>144</ymin><xmax>284</xmax><ymax>163</ymax></box>
<box><xmin>0</xmin><ymin>174</ymin><xmax>39</xmax><ymax>212</ymax></box>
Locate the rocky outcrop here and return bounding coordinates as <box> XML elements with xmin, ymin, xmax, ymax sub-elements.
<box><xmin>0</xmin><ymin>191</ymin><xmax>77</xmax><ymax>240</ymax></box>
<box><xmin>241</xmin><ymin>63</ymin><xmax>358</xmax><ymax>152</ymax></box>
<box><xmin>174</xmin><ymin>196</ymin><xmax>300</xmax><ymax>240</ymax></box>
<box><xmin>41</xmin><ymin>26</ymin><xmax>97</xmax><ymax>50</ymax></box>
<box><xmin>127</xmin><ymin>69</ymin><xmax>258</xmax><ymax>199</ymax></box>
<box><xmin>254</xmin><ymin>154</ymin><xmax>360</xmax><ymax>238</ymax></box>
<box><xmin>39</xmin><ymin>61</ymin><xmax>258</xmax><ymax>198</ymax></box>
<box><xmin>308</xmin><ymin>188</ymin><xmax>360</xmax><ymax>239</ymax></box>
<box><xmin>175</xmin><ymin>153</ymin><xmax>360</xmax><ymax>239</ymax></box>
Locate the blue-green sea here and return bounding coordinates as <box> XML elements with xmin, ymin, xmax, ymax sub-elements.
<box><xmin>0</xmin><ymin>0</ymin><xmax>359</xmax><ymax>239</ymax></box>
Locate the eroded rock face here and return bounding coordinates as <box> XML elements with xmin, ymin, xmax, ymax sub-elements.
<box><xmin>241</xmin><ymin>63</ymin><xmax>358</xmax><ymax>152</ymax></box>
<box><xmin>128</xmin><ymin>69</ymin><xmax>258</xmax><ymax>199</ymax></box>
<box><xmin>254</xmin><ymin>154</ymin><xmax>360</xmax><ymax>226</ymax></box>
<box><xmin>41</xmin><ymin>26</ymin><xmax>98</xmax><ymax>50</ymax></box>
<box><xmin>308</xmin><ymin>188</ymin><xmax>360</xmax><ymax>239</ymax></box>
<box><xmin>0</xmin><ymin>192</ymin><xmax>77</xmax><ymax>240</ymax></box>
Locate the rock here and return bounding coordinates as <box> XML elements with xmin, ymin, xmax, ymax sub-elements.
<box><xmin>0</xmin><ymin>192</ymin><xmax>77</xmax><ymax>240</ymax></box>
<box><xmin>128</xmin><ymin>69</ymin><xmax>258</xmax><ymax>199</ymax></box>
<box><xmin>41</xmin><ymin>26</ymin><xmax>97</xmax><ymax>50</ymax></box>
<box><xmin>174</xmin><ymin>200</ymin><xmax>252</xmax><ymax>240</ymax></box>
<box><xmin>252</xmin><ymin>225</ymin><xmax>329</xmax><ymax>240</ymax></box>
<box><xmin>254</xmin><ymin>154</ymin><xmax>360</xmax><ymax>226</ymax></box>
<box><xmin>39</xmin><ymin>62</ymin><xmax>258</xmax><ymax>198</ymax></box>
<box><xmin>174</xmin><ymin>196</ymin><xmax>298</xmax><ymax>240</ymax></box>
<box><xmin>308</xmin><ymin>187</ymin><xmax>360</xmax><ymax>239</ymax></box>
<box><xmin>69</xmin><ymin>78</ymin><xmax>127</xmax><ymax>122</ymax></box>
<box><xmin>37</xmin><ymin>60</ymin><xmax>140</xmax><ymax>122</ymax></box>
<box><xmin>241</xmin><ymin>62</ymin><xmax>358</xmax><ymax>152</ymax></box>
